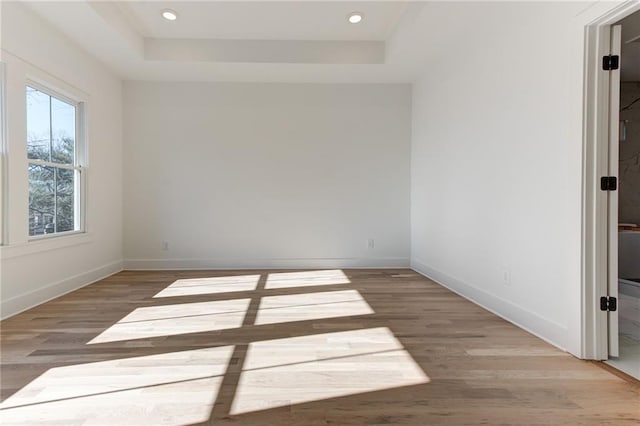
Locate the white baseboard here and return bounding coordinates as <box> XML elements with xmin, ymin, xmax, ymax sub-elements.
<box><xmin>1</xmin><ymin>260</ymin><xmax>123</xmax><ymax>320</ymax></box>
<box><xmin>411</xmin><ymin>259</ymin><xmax>568</xmax><ymax>351</ymax></box>
<box><xmin>124</xmin><ymin>257</ymin><xmax>409</xmax><ymax>270</ymax></box>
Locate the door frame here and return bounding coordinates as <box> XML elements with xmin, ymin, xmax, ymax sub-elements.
<box><xmin>582</xmin><ymin>1</ymin><xmax>640</xmax><ymax>360</ymax></box>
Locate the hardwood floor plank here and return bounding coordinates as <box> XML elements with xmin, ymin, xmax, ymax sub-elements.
<box><xmin>1</xmin><ymin>269</ymin><xmax>638</xmax><ymax>425</ymax></box>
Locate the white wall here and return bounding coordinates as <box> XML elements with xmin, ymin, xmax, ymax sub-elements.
<box><xmin>1</xmin><ymin>0</ymin><xmax>626</xmax><ymax>360</ymax></box>
<box><xmin>0</xmin><ymin>2</ymin><xmax>123</xmax><ymax>318</ymax></box>
<box><xmin>123</xmin><ymin>82</ymin><xmax>411</xmax><ymax>269</ymax></box>
<box><xmin>410</xmin><ymin>1</ymin><xmax>608</xmax><ymax>356</ymax></box>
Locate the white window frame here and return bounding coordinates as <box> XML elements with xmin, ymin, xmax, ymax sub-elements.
<box><xmin>26</xmin><ymin>80</ymin><xmax>86</xmax><ymax>241</ymax></box>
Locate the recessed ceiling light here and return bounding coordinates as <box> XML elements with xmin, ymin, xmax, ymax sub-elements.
<box><xmin>348</xmin><ymin>12</ymin><xmax>364</xmax><ymax>24</ymax></box>
<box><xmin>161</xmin><ymin>9</ymin><xmax>178</xmax><ymax>21</ymax></box>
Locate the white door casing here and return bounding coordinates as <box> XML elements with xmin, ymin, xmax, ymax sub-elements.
<box><xmin>606</xmin><ymin>25</ymin><xmax>621</xmax><ymax>358</ymax></box>
<box><xmin>581</xmin><ymin>0</ymin><xmax>640</xmax><ymax>361</ymax></box>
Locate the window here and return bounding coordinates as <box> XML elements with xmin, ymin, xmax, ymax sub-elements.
<box><xmin>26</xmin><ymin>85</ymin><xmax>83</xmax><ymax>237</ymax></box>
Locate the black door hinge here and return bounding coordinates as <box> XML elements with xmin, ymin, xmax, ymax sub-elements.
<box><xmin>600</xmin><ymin>296</ymin><xmax>617</xmax><ymax>312</ymax></box>
<box><xmin>601</xmin><ymin>176</ymin><xmax>617</xmax><ymax>191</ymax></box>
<box><xmin>603</xmin><ymin>55</ymin><xmax>620</xmax><ymax>71</ymax></box>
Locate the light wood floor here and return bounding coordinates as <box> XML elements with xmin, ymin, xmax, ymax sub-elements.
<box><xmin>1</xmin><ymin>269</ymin><xmax>638</xmax><ymax>425</ymax></box>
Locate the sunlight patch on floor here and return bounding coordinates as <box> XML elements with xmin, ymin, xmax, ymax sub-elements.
<box><xmin>254</xmin><ymin>289</ymin><xmax>373</xmax><ymax>325</ymax></box>
<box><xmin>230</xmin><ymin>327</ymin><xmax>429</xmax><ymax>414</ymax></box>
<box><xmin>0</xmin><ymin>346</ymin><xmax>234</xmax><ymax>425</ymax></box>
<box><xmin>88</xmin><ymin>299</ymin><xmax>250</xmax><ymax>344</ymax></box>
<box><xmin>153</xmin><ymin>274</ymin><xmax>261</xmax><ymax>298</ymax></box>
<box><xmin>265</xmin><ymin>269</ymin><xmax>350</xmax><ymax>289</ymax></box>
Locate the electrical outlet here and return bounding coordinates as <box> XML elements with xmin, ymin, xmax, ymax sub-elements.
<box><xmin>367</xmin><ymin>239</ymin><xmax>375</xmax><ymax>249</ymax></box>
<box><xmin>502</xmin><ymin>269</ymin><xmax>511</xmax><ymax>287</ymax></box>
<box><xmin>161</xmin><ymin>240</ymin><xmax>169</xmax><ymax>251</ymax></box>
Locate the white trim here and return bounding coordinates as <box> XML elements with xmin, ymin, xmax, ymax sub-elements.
<box><xmin>0</xmin><ymin>260</ymin><xmax>123</xmax><ymax>320</ymax></box>
<box><xmin>0</xmin><ymin>61</ymin><xmax>7</xmax><ymax>245</ymax></box>
<box><xmin>26</xmin><ymin>81</ymin><xmax>87</xmax><ymax>237</ymax></box>
<box><xmin>0</xmin><ymin>231</ymin><xmax>92</xmax><ymax>260</ymax></box>
<box><xmin>583</xmin><ymin>17</ymin><xmax>612</xmax><ymax>361</ymax></box>
<box><xmin>411</xmin><ymin>259</ymin><xmax>568</xmax><ymax>352</ymax></box>
<box><xmin>124</xmin><ymin>257</ymin><xmax>409</xmax><ymax>271</ymax></box>
<box><xmin>28</xmin><ymin>229</ymin><xmax>86</xmax><ymax>242</ymax></box>
<box><xmin>26</xmin><ymin>80</ymin><xmax>80</xmax><ymax>109</ymax></box>
<box><xmin>607</xmin><ymin>24</ymin><xmax>622</xmax><ymax>357</ymax></box>
<box><xmin>27</xmin><ymin>159</ymin><xmax>79</xmax><ymax>171</ymax></box>
<box><xmin>76</xmin><ymin>100</ymin><xmax>88</xmax><ymax>234</ymax></box>
<box><xmin>581</xmin><ymin>0</ymin><xmax>640</xmax><ymax>360</ymax></box>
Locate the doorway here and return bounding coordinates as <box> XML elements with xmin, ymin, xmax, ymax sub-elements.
<box><xmin>584</xmin><ymin>5</ymin><xmax>640</xmax><ymax>380</ymax></box>
<box><xmin>604</xmin><ymin>10</ymin><xmax>640</xmax><ymax>380</ymax></box>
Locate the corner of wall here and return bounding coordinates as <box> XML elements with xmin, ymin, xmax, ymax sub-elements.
<box><xmin>1</xmin><ymin>260</ymin><xmax>123</xmax><ymax>319</ymax></box>
<box><xmin>410</xmin><ymin>258</ymin><xmax>569</xmax><ymax>352</ymax></box>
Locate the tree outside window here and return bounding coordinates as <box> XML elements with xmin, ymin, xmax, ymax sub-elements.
<box><xmin>26</xmin><ymin>85</ymin><xmax>82</xmax><ymax>237</ymax></box>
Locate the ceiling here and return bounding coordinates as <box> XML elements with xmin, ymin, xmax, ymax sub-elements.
<box><xmin>118</xmin><ymin>1</ymin><xmax>406</xmax><ymax>41</ymax></box>
<box><xmin>18</xmin><ymin>1</ymin><xmax>429</xmax><ymax>83</ymax></box>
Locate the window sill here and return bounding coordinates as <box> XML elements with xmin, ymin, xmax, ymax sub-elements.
<box><xmin>0</xmin><ymin>232</ymin><xmax>92</xmax><ymax>260</ymax></box>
